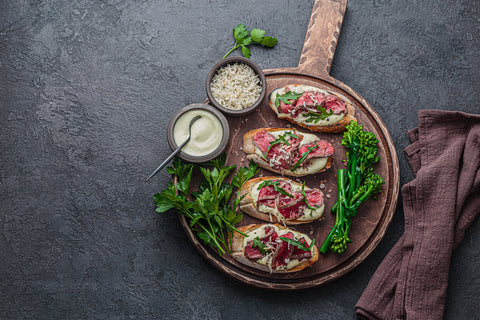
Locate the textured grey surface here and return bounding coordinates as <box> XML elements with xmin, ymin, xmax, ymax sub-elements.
<box><xmin>1</xmin><ymin>0</ymin><xmax>479</xmax><ymax>319</ymax></box>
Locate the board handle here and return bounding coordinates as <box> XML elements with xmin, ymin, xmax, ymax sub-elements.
<box><xmin>297</xmin><ymin>0</ymin><xmax>348</xmax><ymax>79</ymax></box>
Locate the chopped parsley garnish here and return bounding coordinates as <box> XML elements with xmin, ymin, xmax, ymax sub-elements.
<box><xmin>257</xmin><ymin>180</ymin><xmax>293</xmax><ymax>198</ymax></box>
<box><xmin>280</xmin><ymin>237</ymin><xmax>314</xmax><ymax>252</ymax></box>
<box><xmin>252</xmin><ymin>237</ymin><xmax>266</xmax><ymax>254</ymax></box>
<box><xmin>291</xmin><ymin>145</ymin><xmax>319</xmax><ymax>171</ymax></box>
<box><xmin>264</xmin><ymin>131</ymin><xmax>299</xmax><ymax>157</ymax></box>
<box><xmin>274</xmin><ymin>91</ymin><xmax>303</xmax><ymax>107</ymax></box>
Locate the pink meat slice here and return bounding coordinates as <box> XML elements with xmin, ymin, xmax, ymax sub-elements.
<box><xmin>257</xmin><ymin>184</ymin><xmax>278</xmax><ymax>208</ymax></box>
<box><xmin>295</xmin><ymin>92</ymin><xmax>325</xmax><ymax>109</ymax></box>
<box><xmin>272</xmin><ymin>232</ymin><xmax>295</xmax><ymax>268</ymax></box>
<box><xmin>244</xmin><ymin>226</ymin><xmax>280</xmax><ymax>261</ymax></box>
<box><xmin>252</xmin><ymin>130</ymin><xmax>276</xmax><ymax>154</ymax></box>
<box><xmin>258</xmin><ymin>184</ymin><xmax>277</xmax><ymax>201</ymax></box>
<box><xmin>291</xmin><ymin>237</ymin><xmax>313</xmax><ymax>260</ymax></box>
<box><xmin>305</xmin><ymin>189</ymin><xmax>324</xmax><ymax>207</ymax></box>
<box><xmin>298</xmin><ymin>140</ymin><xmax>335</xmax><ymax>160</ymax></box>
<box><xmin>277</xmin><ymin>192</ymin><xmax>305</xmax><ymax>219</ymax></box>
<box><xmin>278</xmin><ymin>100</ymin><xmax>294</xmax><ymax>114</ymax></box>
<box><xmin>244</xmin><ymin>243</ymin><xmax>264</xmax><ymax>260</ymax></box>
<box><xmin>325</xmin><ymin>95</ymin><xmax>347</xmax><ymax>114</ymax></box>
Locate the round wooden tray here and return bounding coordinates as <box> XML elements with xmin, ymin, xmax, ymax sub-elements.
<box><xmin>177</xmin><ymin>0</ymin><xmax>400</xmax><ymax>290</ymax></box>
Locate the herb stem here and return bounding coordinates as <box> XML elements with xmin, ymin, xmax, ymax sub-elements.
<box><xmin>223</xmin><ymin>44</ymin><xmax>240</xmax><ymax>59</ymax></box>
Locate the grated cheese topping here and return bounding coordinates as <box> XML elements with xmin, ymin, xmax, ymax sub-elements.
<box><xmin>210</xmin><ymin>63</ymin><xmax>262</xmax><ymax>110</ymax></box>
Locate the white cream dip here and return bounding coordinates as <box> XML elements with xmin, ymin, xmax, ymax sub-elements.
<box><xmin>173</xmin><ymin>109</ymin><xmax>223</xmax><ymax>157</ymax></box>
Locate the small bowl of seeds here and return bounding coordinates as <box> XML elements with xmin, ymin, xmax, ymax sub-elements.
<box><xmin>206</xmin><ymin>56</ymin><xmax>267</xmax><ymax>116</ymax></box>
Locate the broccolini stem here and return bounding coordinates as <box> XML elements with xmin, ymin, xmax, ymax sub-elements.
<box><xmin>320</xmin><ymin>170</ymin><xmax>347</xmax><ymax>253</ymax></box>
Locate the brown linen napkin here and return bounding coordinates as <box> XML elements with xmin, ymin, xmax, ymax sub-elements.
<box><xmin>355</xmin><ymin>110</ymin><xmax>480</xmax><ymax>320</ymax></box>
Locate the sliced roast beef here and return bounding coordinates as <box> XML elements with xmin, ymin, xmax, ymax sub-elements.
<box><xmin>252</xmin><ymin>130</ymin><xmax>276</xmax><ymax>154</ymax></box>
<box><xmin>276</xmin><ymin>191</ymin><xmax>303</xmax><ymax>209</ymax></box>
<box><xmin>290</xmin><ymin>237</ymin><xmax>312</xmax><ymax>260</ymax></box>
<box><xmin>277</xmin><ymin>191</ymin><xmax>305</xmax><ymax>219</ymax></box>
<box><xmin>277</xmin><ymin>180</ymin><xmax>292</xmax><ymax>194</ymax></box>
<box><xmin>258</xmin><ymin>184</ymin><xmax>277</xmax><ymax>201</ymax></box>
<box><xmin>272</xmin><ymin>232</ymin><xmax>295</xmax><ymax>268</ymax></box>
<box><xmin>324</xmin><ymin>95</ymin><xmax>347</xmax><ymax>114</ymax></box>
<box><xmin>244</xmin><ymin>241</ymin><xmax>265</xmax><ymax>260</ymax></box>
<box><xmin>244</xmin><ymin>227</ymin><xmax>280</xmax><ymax>261</ymax></box>
<box><xmin>258</xmin><ymin>180</ymin><xmax>292</xmax><ymax>208</ymax></box>
<box><xmin>278</xmin><ymin>100</ymin><xmax>294</xmax><ymax>114</ymax></box>
<box><xmin>277</xmin><ymin>200</ymin><xmax>304</xmax><ymax>219</ymax></box>
<box><xmin>298</xmin><ymin>140</ymin><xmax>335</xmax><ymax>160</ymax></box>
<box><xmin>295</xmin><ymin>91</ymin><xmax>325</xmax><ymax>109</ymax></box>
<box><xmin>305</xmin><ymin>189</ymin><xmax>324</xmax><ymax>207</ymax></box>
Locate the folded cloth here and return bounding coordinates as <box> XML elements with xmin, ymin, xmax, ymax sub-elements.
<box><xmin>355</xmin><ymin>110</ymin><xmax>480</xmax><ymax>320</ymax></box>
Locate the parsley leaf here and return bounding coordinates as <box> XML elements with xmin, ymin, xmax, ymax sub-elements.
<box><xmin>223</xmin><ymin>23</ymin><xmax>278</xmax><ymax>59</ymax></box>
<box><xmin>257</xmin><ymin>179</ymin><xmax>293</xmax><ymax>198</ymax></box>
<box><xmin>291</xmin><ymin>145</ymin><xmax>319</xmax><ymax>172</ymax></box>
<box><xmin>252</xmin><ymin>237</ymin><xmax>266</xmax><ymax>254</ymax></box>
<box><xmin>260</xmin><ymin>36</ymin><xmax>278</xmax><ymax>47</ymax></box>
<box><xmin>280</xmin><ymin>237</ymin><xmax>315</xmax><ymax>252</ymax></box>
<box><xmin>275</xmin><ymin>91</ymin><xmax>303</xmax><ymax>107</ymax></box>
<box><xmin>264</xmin><ymin>131</ymin><xmax>299</xmax><ymax>157</ymax></box>
<box><xmin>232</xmin><ymin>160</ymin><xmax>260</xmax><ymax>189</ymax></box>
<box><xmin>250</xmin><ymin>28</ymin><xmax>265</xmax><ymax>43</ymax></box>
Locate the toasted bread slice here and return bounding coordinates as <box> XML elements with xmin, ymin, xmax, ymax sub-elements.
<box><xmin>231</xmin><ymin>224</ymin><xmax>319</xmax><ymax>273</ymax></box>
<box><xmin>238</xmin><ymin>176</ymin><xmax>325</xmax><ymax>225</ymax></box>
<box><xmin>243</xmin><ymin>128</ymin><xmax>333</xmax><ymax>177</ymax></box>
<box><xmin>269</xmin><ymin>84</ymin><xmax>356</xmax><ymax>133</ymax></box>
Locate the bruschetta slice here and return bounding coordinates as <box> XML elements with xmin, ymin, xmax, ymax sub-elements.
<box><xmin>239</xmin><ymin>177</ymin><xmax>325</xmax><ymax>225</ymax></box>
<box><xmin>243</xmin><ymin>128</ymin><xmax>334</xmax><ymax>176</ymax></box>
<box><xmin>269</xmin><ymin>84</ymin><xmax>356</xmax><ymax>133</ymax></box>
<box><xmin>232</xmin><ymin>224</ymin><xmax>319</xmax><ymax>273</ymax></box>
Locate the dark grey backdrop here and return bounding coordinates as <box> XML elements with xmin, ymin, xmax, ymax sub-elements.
<box><xmin>1</xmin><ymin>0</ymin><xmax>479</xmax><ymax>319</ymax></box>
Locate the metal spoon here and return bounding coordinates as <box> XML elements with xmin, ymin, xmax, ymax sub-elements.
<box><xmin>145</xmin><ymin>115</ymin><xmax>202</xmax><ymax>182</ymax></box>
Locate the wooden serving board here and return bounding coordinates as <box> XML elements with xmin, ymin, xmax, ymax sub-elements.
<box><xmin>177</xmin><ymin>0</ymin><xmax>400</xmax><ymax>290</ymax></box>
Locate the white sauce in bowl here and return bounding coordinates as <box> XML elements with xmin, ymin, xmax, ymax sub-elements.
<box><xmin>173</xmin><ymin>109</ymin><xmax>223</xmax><ymax>157</ymax></box>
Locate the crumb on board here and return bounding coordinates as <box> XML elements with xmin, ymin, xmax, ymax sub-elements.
<box><xmin>326</xmin><ymin>194</ymin><xmax>331</xmax><ymax>199</ymax></box>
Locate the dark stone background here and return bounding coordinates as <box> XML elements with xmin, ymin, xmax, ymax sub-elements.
<box><xmin>1</xmin><ymin>0</ymin><xmax>479</xmax><ymax>319</ymax></box>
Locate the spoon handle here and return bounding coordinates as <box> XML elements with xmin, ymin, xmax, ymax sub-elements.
<box><xmin>144</xmin><ymin>138</ymin><xmax>190</xmax><ymax>182</ymax></box>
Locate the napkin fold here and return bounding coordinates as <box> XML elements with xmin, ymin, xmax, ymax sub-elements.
<box><xmin>355</xmin><ymin>110</ymin><xmax>480</xmax><ymax>320</ymax></box>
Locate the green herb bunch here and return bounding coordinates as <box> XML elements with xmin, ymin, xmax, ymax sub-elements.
<box><xmin>154</xmin><ymin>155</ymin><xmax>259</xmax><ymax>256</ymax></box>
<box><xmin>319</xmin><ymin>121</ymin><xmax>384</xmax><ymax>254</ymax></box>
<box><xmin>223</xmin><ymin>23</ymin><xmax>278</xmax><ymax>59</ymax></box>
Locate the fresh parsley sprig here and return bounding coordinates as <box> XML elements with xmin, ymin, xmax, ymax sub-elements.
<box><xmin>223</xmin><ymin>23</ymin><xmax>278</xmax><ymax>59</ymax></box>
<box><xmin>264</xmin><ymin>131</ymin><xmax>299</xmax><ymax>157</ymax></box>
<box><xmin>154</xmin><ymin>156</ymin><xmax>259</xmax><ymax>256</ymax></box>
<box><xmin>291</xmin><ymin>145</ymin><xmax>319</xmax><ymax>172</ymax></box>
<box><xmin>257</xmin><ymin>179</ymin><xmax>293</xmax><ymax>198</ymax></box>
<box><xmin>279</xmin><ymin>237</ymin><xmax>314</xmax><ymax>252</ymax></box>
<box><xmin>274</xmin><ymin>91</ymin><xmax>303</xmax><ymax>107</ymax></box>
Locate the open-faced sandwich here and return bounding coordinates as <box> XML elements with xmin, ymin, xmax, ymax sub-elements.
<box><xmin>269</xmin><ymin>84</ymin><xmax>356</xmax><ymax>133</ymax></box>
<box><xmin>243</xmin><ymin>128</ymin><xmax>334</xmax><ymax>176</ymax></box>
<box><xmin>239</xmin><ymin>177</ymin><xmax>325</xmax><ymax>225</ymax></box>
<box><xmin>232</xmin><ymin>223</ymin><xmax>318</xmax><ymax>273</ymax></box>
